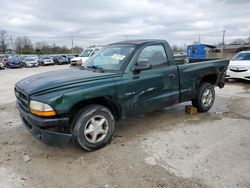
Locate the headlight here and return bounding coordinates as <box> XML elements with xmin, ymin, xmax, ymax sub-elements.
<box><xmin>30</xmin><ymin>100</ymin><xmax>56</xmax><ymax>116</ymax></box>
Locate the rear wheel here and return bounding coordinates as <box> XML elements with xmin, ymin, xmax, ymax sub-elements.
<box><xmin>71</xmin><ymin>105</ymin><xmax>115</xmax><ymax>151</ymax></box>
<box><xmin>192</xmin><ymin>82</ymin><xmax>215</xmax><ymax>112</ymax></box>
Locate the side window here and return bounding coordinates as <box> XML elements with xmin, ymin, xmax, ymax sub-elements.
<box><xmin>137</xmin><ymin>44</ymin><xmax>168</xmax><ymax>67</ymax></box>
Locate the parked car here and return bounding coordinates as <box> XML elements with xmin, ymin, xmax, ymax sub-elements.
<box><xmin>38</xmin><ymin>56</ymin><xmax>54</xmax><ymax>66</ymax></box>
<box><xmin>15</xmin><ymin>39</ymin><xmax>229</xmax><ymax>151</ymax></box>
<box><xmin>0</xmin><ymin>56</ymin><xmax>5</xmax><ymax>70</ymax></box>
<box><xmin>67</xmin><ymin>55</ymin><xmax>76</xmax><ymax>63</ymax></box>
<box><xmin>31</xmin><ymin>55</ymin><xmax>39</xmax><ymax>61</ymax></box>
<box><xmin>23</xmin><ymin>57</ymin><xmax>39</xmax><ymax>67</ymax></box>
<box><xmin>52</xmin><ymin>56</ymin><xmax>59</xmax><ymax>63</ymax></box>
<box><xmin>19</xmin><ymin>55</ymin><xmax>27</xmax><ymax>64</ymax></box>
<box><xmin>226</xmin><ymin>51</ymin><xmax>250</xmax><ymax>81</ymax></box>
<box><xmin>1</xmin><ymin>57</ymin><xmax>8</xmax><ymax>67</ymax></box>
<box><xmin>213</xmin><ymin>43</ymin><xmax>250</xmax><ymax>53</ymax></box>
<box><xmin>60</xmin><ymin>54</ymin><xmax>75</xmax><ymax>63</ymax></box>
<box><xmin>53</xmin><ymin>56</ymin><xmax>69</xmax><ymax>65</ymax></box>
<box><xmin>6</xmin><ymin>56</ymin><xmax>22</xmax><ymax>68</ymax></box>
<box><xmin>70</xmin><ymin>47</ymin><xmax>101</xmax><ymax>66</ymax></box>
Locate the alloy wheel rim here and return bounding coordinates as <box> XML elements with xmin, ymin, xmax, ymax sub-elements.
<box><xmin>84</xmin><ymin>115</ymin><xmax>109</xmax><ymax>144</ymax></box>
<box><xmin>202</xmin><ymin>88</ymin><xmax>214</xmax><ymax>107</ymax></box>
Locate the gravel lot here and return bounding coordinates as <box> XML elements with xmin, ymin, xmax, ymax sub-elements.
<box><xmin>0</xmin><ymin>65</ymin><xmax>249</xmax><ymax>188</ymax></box>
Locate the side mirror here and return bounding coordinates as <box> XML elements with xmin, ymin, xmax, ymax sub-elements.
<box><xmin>133</xmin><ymin>61</ymin><xmax>152</xmax><ymax>72</ymax></box>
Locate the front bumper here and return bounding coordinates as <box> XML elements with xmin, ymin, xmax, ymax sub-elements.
<box><xmin>226</xmin><ymin>69</ymin><xmax>250</xmax><ymax>81</ymax></box>
<box><xmin>70</xmin><ymin>60</ymin><xmax>82</xmax><ymax>66</ymax></box>
<box><xmin>17</xmin><ymin>102</ymin><xmax>72</xmax><ymax>147</ymax></box>
<box><xmin>10</xmin><ymin>64</ymin><xmax>22</xmax><ymax>68</ymax></box>
<box><xmin>26</xmin><ymin>63</ymin><xmax>39</xmax><ymax>67</ymax></box>
<box><xmin>44</xmin><ymin>61</ymin><xmax>54</xmax><ymax>65</ymax></box>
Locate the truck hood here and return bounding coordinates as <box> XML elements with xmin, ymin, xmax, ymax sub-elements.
<box><xmin>16</xmin><ymin>68</ymin><xmax>118</xmax><ymax>95</ymax></box>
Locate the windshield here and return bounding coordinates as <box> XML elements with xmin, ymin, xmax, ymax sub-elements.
<box><xmin>232</xmin><ymin>52</ymin><xmax>250</xmax><ymax>60</ymax></box>
<box><xmin>9</xmin><ymin>57</ymin><xmax>18</xmax><ymax>60</ymax></box>
<box><xmin>26</xmin><ymin>58</ymin><xmax>35</xmax><ymax>61</ymax></box>
<box><xmin>84</xmin><ymin>45</ymin><xmax>135</xmax><ymax>71</ymax></box>
<box><xmin>79</xmin><ymin>49</ymin><xmax>92</xmax><ymax>57</ymax></box>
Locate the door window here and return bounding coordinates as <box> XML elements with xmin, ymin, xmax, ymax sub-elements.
<box><xmin>137</xmin><ymin>44</ymin><xmax>168</xmax><ymax>67</ymax></box>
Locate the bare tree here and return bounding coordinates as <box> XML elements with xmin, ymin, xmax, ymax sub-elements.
<box><xmin>72</xmin><ymin>46</ymin><xmax>83</xmax><ymax>54</ymax></box>
<box><xmin>15</xmin><ymin>37</ymin><xmax>23</xmax><ymax>54</ymax></box>
<box><xmin>15</xmin><ymin>36</ymin><xmax>33</xmax><ymax>54</ymax></box>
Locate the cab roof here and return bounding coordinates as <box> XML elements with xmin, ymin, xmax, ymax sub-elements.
<box><xmin>109</xmin><ymin>39</ymin><xmax>166</xmax><ymax>46</ymax></box>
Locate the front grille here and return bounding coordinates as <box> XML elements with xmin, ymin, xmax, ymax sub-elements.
<box><xmin>15</xmin><ymin>87</ymin><xmax>29</xmax><ymax>113</ymax></box>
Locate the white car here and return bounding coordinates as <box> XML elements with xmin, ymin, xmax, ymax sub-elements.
<box><xmin>70</xmin><ymin>47</ymin><xmax>101</xmax><ymax>66</ymax></box>
<box><xmin>23</xmin><ymin>57</ymin><xmax>39</xmax><ymax>67</ymax></box>
<box><xmin>39</xmin><ymin>56</ymin><xmax>54</xmax><ymax>66</ymax></box>
<box><xmin>226</xmin><ymin>51</ymin><xmax>250</xmax><ymax>81</ymax></box>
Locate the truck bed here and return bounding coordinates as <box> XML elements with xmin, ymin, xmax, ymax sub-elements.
<box><xmin>177</xmin><ymin>59</ymin><xmax>229</xmax><ymax>102</ymax></box>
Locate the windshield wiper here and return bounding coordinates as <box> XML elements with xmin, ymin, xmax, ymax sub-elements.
<box><xmin>87</xmin><ymin>65</ymin><xmax>105</xmax><ymax>73</ymax></box>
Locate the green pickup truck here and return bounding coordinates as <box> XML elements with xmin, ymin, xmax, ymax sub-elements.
<box><xmin>15</xmin><ymin>39</ymin><xmax>229</xmax><ymax>151</ymax></box>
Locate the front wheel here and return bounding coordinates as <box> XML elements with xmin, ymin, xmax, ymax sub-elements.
<box><xmin>71</xmin><ymin>105</ymin><xmax>115</xmax><ymax>151</ymax></box>
<box><xmin>192</xmin><ymin>82</ymin><xmax>215</xmax><ymax>112</ymax></box>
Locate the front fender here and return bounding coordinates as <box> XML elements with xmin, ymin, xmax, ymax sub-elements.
<box><xmin>31</xmin><ymin>77</ymin><xmax>121</xmax><ymax>115</ymax></box>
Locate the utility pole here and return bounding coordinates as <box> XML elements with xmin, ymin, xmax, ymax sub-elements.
<box><xmin>198</xmin><ymin>34</ymin><xmax>201</xmax><ymax>44</ymax></box>
<box><xmin>20</xmin><ymin>43</ymin><xmax>23</xmax><ymax>54</ymax></box>
<box><xmin>10</xmin><ymin>35</ymin><xmax>13</xmax><ymax>54</ymax></box>
<box><xmin>71</xmin><ymin>35</ymin><xmax>74</xmax><ymax>54</ymax></box>
<box><xmin>0</xmin><ymin>30</ymin><xmax>6</xmax><ymax>53</ymax></box>
<box><xmin>221</xmin><ymin>30</ymin><xmax>226</xmax><ymax>53</ymax></box>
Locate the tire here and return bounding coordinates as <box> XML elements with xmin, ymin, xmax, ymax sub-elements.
<box><xmin>192</xmin><ymin>82</ymin><xmax>215</xmax><ymax>112</ymax></box>
<box><xmin>71</xmin><ymin>105</ymin><xmax>115</xmax><ymax>151</ymax></box>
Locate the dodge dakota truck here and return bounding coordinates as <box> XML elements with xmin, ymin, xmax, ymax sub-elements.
<box><xmin>15</xmin><ymin>39</ymin><xmax>229</xmax><ymax>151</ymax></box>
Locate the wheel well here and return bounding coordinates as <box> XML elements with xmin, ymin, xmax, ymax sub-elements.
<box><xmin>201</xmin><ymin>74</ymin><xmax>217</xmax><ymax>85</ymax></box>
<box><xmin>69</xmin><ymin>96</ymin><xmax>122</xmax><ymax>121</ymax></box>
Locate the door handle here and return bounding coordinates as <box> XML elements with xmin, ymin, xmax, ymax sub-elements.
<box><xmin>168</xmin><ymin>74</ymin><xmax>176</xmax><ymax>78</ymax></box>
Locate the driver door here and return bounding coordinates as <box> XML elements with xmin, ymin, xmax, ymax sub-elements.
<box><xmin>121</xmin><ymin>44</ymin><xmax>179</xmax><ymax>117</ymax></box>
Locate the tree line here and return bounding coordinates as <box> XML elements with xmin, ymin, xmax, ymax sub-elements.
<box><xmin>0</xmin><ymin>30</ymin><xmax>83</xmax><ymax>54</ymax></box>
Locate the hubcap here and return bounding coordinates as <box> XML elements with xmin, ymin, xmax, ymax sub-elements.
<box><xmin>202</xmin><ymin>88</ymin><xmax>214</xmax><ymax>107</ymax></box>
<box><xmin>84</xmin><ymin>115</ymin><xmax>109</xmax><ymax>144</ymax></box>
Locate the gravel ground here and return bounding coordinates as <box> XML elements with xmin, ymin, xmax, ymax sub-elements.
<box><xmin>0</xmin><ymin>65</ymin><xmax>249</xmax><ymax>188</ymax></box>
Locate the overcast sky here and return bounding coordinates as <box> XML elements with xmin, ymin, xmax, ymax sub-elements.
<box><xmin>0</xmin><ymin>0</ymin><xmax>250</xmax><ymax>48</ymax></box>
